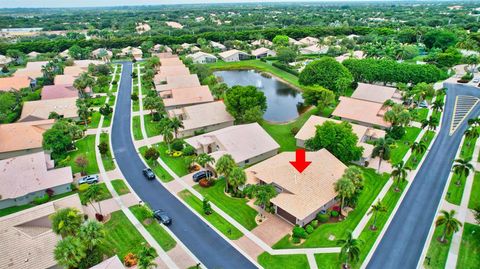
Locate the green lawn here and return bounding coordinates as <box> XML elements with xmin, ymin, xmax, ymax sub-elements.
<box><xmin>102</xmin><ymin>115</ymin><xmax>112</xmax><ymax>127</ymax></box>
<box><xmin>207</xmin><ymin>60</ymin><xmax>304</xmax><ymax>90</ymax></box>
<box><xmin>468</xmin><ymin>172</ymin><xmax>480</xmax><ymax>209</ymax></box>
<box><xmin>460</xmin><ymin>134</ymin><xmax>478</xmax><ymax>159</ymax></box>
<box><xmin>446</xmin><ymin>174</ymin><xmax>466</xmax><ymax>205</ymax></box>
<box><xmin>111</xmin><ymin>179</ymin><xmax>131</xmax><ymax>195</ymax></box>
<box><xmin>457</xmin><ymin>223</ymin><xmax>480</xmax><ymax>269</ymax></box>
<box><xmin>89</xmin><ymin>96</ymin><xmax>107</xmax><ymax>107</ymax></box>
<box><xmin>100</xmin><ymin>133</ymin><xmax>116</xmax><ymax>171</ymax></box>
<box><xmin>273</xmin><ymin>168</ymin><xmax>389</xmax><ymax>248</ymax></box>
<box><xmin>138</xmin><ymin>146</ymin><xmax>174</xmax><ymax>182</ymax></box>
<box><xmin>258</xmin><ymin>252</ymin><xmax>309</xmax><ymax>269</ymax></box>
<box><xmin>405</xmin><ymin>130</ymin><xmax>435</xmax><ymax>169</ymax></box>
<box><xmin>390</xmin><ymin>127</ymin><xmax>422</xmax><ymax>165</ymax></box>
<box><xmin>132</xmin><ymin>115</ymin><xmax>144</xmax><ymax>140</ymax></box>
<box><xmin>178</xmin><ymin>190</ymin><xmax>243</xmax><ymax>240</ymax></box>
<box><xmin>130</xmin><ymin>205</ymin><xmax>177</xmax><ymax>251</ymax></box>
<box><xmin>65</xmin><ymin>135</ymin><xmax>99</xmax><ymax>175</ymax></box>
<box><xmin>144</xmin><ymin>114</ymin><xmax>162</xmax><ymax>137</ymax></box>
<box><xmin>100</xmin><ymin>210</ymin><xmax>151</xmax><ymax>258</ymax></box>
<box><xmin>108</xmin><ymin>95</ymin><xmax>116</xmax><ymax>106</ymax></box>
<box><xmin>194</xmin><ymin>178</ymin><xmax>258</xmax><ymax>230</ymax></box>
<box><xmin>314</xmin><ymin>253</ymin><xmax>340</xmax><ymax>269</ymax></box>
<box><xmin>132</xmin><ymin>99</ymin><xmax>140</xmax><ymax>111</ymax></box>
<box><xmin>260</xmin><ymin>108</ymin><xmax>319</xmax><ymax>152</ymax></box>
<box><xmin>423</xmin><ymin>225</ymin><xmax>453</xmax><ymax>269</ymax></box>
<box><xmin>156</xmin><ymin>142</ymin><xmax>189</xmax><ymax>177</ymax></box>
<box><xmin>88</xmin><ymin>112</ymin><xmax>101</xmax><ymax>129</ymax></box>
<box><xmin>79</xmin><ymin>182</ymin><xmax>112</xmax><ymax>205</ymax></box>
<box><xmin>0</xmin><ymin>191</ymin><xmax>76</xmax><ymax>217</ymax></box>
<box><xmin>412</xmin><ymin>108</ymin><xmax>429</xmax><ymax>122</ymax></box>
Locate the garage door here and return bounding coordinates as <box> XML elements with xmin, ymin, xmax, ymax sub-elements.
<box><xmin>276</xmin><ymin>206</ymin><xmax>296</xmax><ymax>225</ymax></box>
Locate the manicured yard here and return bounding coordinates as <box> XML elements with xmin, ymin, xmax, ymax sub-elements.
<box><xmin>178</xmin><ymin>190</ymin><xmax>243</xmax><ymax>240</ymax></box>
<box><xmin>258</xmin><ymin>252</ymin><xmax>309</xmax><ymax>269</ymax></box>
<box><xmin>144</xmin><ymin>114</ymin><xmax>162</xmax><ymax>137</ymax></box>
<box><xmin>130</xmin><ymin>205</ymin><xmax>177</xmax><ymax>251</ymax></box>
<box><xmin>132</xmin><ymin>99</ymin><xmax>140</xmax><ymax>111</ymax></box>
<box><xmin>412</xmin><ymin>108</ymin><xmax>429</xmax><ymax>122</ymax></box>
<box><xmin>194</xmin><ymin>178</ymin><xmax>258</xmax><ymax>230</ymax></box>
<box><xmin>460</xmin><ymin>133</ymin><xmax>478</xmax><ymax>159</ymax></box>
<box><xmin>89</xmin><ymin>95</ymin><xmax>107</xmax><ymax>107</ymax></box>
<box><xmin>468</xmin><ymin>172</ymin><xmax>480</xmax><ymax>209</ymax></box>
<box><xmin>273</xmin><ymin>168</ymin><xmax>389</xmax><ymax>248</ymax></box>
<box><xmin>138</xmin><ymin>146</ymin><xmax>173</xmax><ymax>182</ymax></box>
<box><xmin>260</xmin><ymin>107</ymin><xmax>319</xmax><ymax>152</ymax></box>
<box><xmin>156</xmin><ymin>142</ymin><xmax>189</xmax><ymax>177</ymax></box>
<box><xmin>108</xmin><ymin>95</ymin><xmax>116</xmax><ymax>106</ymax></box>
<box><xmin>0</xmin><ymin>191</ymin><xmax>76</xmax><ymax>217</ymax></box>
<box><xmin>132</xmin><ymin>115</ymin><xmax>144</xmax><ymax>140</ymax></box>
<box><xmin>111</xmin><ymin>179</ymin><xmax>131</xmax><ymax>195</ymax></box>
<box><xmin>88</xmin><ymin>111</ymin><xmax>101</xmax><ymax>129</ymax></box>
<box><xmin>390</xmin><ymin>127</ymin><xmax>422</xmax><ymax>165</ymax></box>
<box><xmin>405</xmin><ymin>130</ymin><xmax>435</xmax><ymax>169</ymax></box>
<box><xmin>79</xmin><ymin>182</ymin><xmax>112</xmax><ymax>204</ymax></box>
<box><xmin>100</xmin><ymin>133</ymin><xmax>116</xmax><ymax>171</ymax></box>
<box><xmin>445</xmin><ymin>174</ymin><xmax>466</xmax><ymax>205</ymax></box>
<box><xmin>457</xmin><ymin>223</ymin><xmax>480</xmax><ymax>269</ymax></box>
<box><xmin>65</xmin><ymin>135</ymin><xmax>99</xmax><ymax>175</ymax></box>
<box><xmin>423</xmin><ymin>225</ymin><xmax>453</xmax><ymax>269</ymax></box>
<box><xmin>102</xmin><ymin>115</ymin><xmax>112</xmax><ymax>127</ymax></box>
<box><xmin>100</xmin><ymin>210</ymin><xmax>151</xmax><ymax>258</ymax></box>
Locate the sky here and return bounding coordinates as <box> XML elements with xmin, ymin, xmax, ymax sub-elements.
<box><xmin>0</xmin><ymin>0</ymin><xmax>425</xmax><ymax>9</ymax></box>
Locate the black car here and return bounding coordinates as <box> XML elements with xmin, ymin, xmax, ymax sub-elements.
<box><xmin>192</xmin><ymin>170</ymin><xmax>213</xmax><ymax>182</ymax></box>
<box><xmin>153</xmin><ymin>209</ymin><xmax>172</xmax><ymax>225</ymax></box>
<box><xmin>143</xmin><ymin>168</ymin><xmax>155</xmax><ymax>180</ymax></box>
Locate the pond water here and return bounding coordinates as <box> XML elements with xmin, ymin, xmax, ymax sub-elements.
<box><xmin>214</xmin><ymin>70</ymin><xmax>305</xmax><ymax>122</ymax></box>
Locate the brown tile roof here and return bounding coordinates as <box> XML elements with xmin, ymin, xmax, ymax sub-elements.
<box><xmin>155</xmin><ymin>74</ymin><xmax>200</xmax><ymax>92</ymax></box>
<box><xmin>41</xmin><ymin>84</ymin><xmax>83</xmax><ymax>100</ymax></box>
<box><xmin>351</xmin><ymin>83</ymin><xmax>398</xmax><ymax>104</ymax></box>
<box><xmin>0</xmin><ymin>76</ymin><xmax>31</xmax><ymax>91</ymax></box>
<box><xmin>161</xmin><ymin>86</ymin><xmax>214</xmax><ymax>108</ymax></box>
<box><xmin>332</xmin><ymin>97</ymin><xmax>391</xmax><ymax>128</ymax></box>
<box><xmin>160</xmin><ymin>57</ymin><xmax>184</xmax><ymax>66</ymax></box>
<box><xmin>168</xmin><ymin>101</ymin><xmax>234</xmax><ymax>131</ymax></box>
<box><xmin>0</xmin><ymin>120</ymin><xmax>54</xmax><ymax>154</ymax></box>
<box><xmin>19</xmin><ymin>97</ymin><xmax>78</xmax><ymax>122</ymax></box>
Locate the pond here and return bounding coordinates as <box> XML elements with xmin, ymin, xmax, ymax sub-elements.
<box><xmin>214</xmin><ymin>70</ymin><xmax>305</xmax><ymax>122</ymax></box>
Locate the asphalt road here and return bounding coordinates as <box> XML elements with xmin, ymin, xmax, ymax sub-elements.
<box><xmin>367</xmin><ymin>83</ymin><xmax>480</xmax><ymax>269</ymax></box>
<box><xmin>111</xmin><ymin>62</ymin><xmax>258</xmax><ymax>269</ymax></box>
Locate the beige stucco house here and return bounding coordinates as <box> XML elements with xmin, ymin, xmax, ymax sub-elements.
<box><xmin>185</xmin><ymin>123</ymin><xmax>280</xmax><ymax>167</ymax></box>
<box><xmin>187</xmin><ymin>52</ymin><xmax>218</xmax><ymax>64</ymax></box>
<box><xmin>19</xmin><ymin>97</ymin><xmax>79</xmax><ymax>122</ymax></box>
<box><xmin>246</xmin><ymin>149</ymin><xmax>346</xmax><ymax>226</ymax></box>
<box><xmin>332</xmin><ymin>96</ymin><xmax>391</xmax><ymax>129</ymax></box>
<box><xmin>160</xmin><ymin>86</ymin><xmax>214</xmax><ymax>109</ymax></box>
<box><xmin>155</xmin><ymin>74</ymin><xmax>201</xmax><ymax>92</ymax></box>
<box><xmin>251</xmin><ymin>47</ymin><xmax>276</xmax><ymax>59</ymax></box>
<box><xmin>219</xmin><ymin>49</ymin><xmax>250</xmax><ymax>62</ymax></box>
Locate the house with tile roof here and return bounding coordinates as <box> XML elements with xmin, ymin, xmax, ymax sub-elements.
<box><xmin>155</xmin><ymin>74</ymin><xmax>201</xmax><ymax>92</ymax></box>
<box><xmin>219</xmin><ymin>49</ymin><xmax>250</xmax><ymax>62</ymax></box>
<box><xmin>19</xmin><ymin>97</ymin><xmax>78</xmax><ymax>122</ymax></box>
<box><xmin>0</xmin><ymin>75</ymin><xmax>33</xmax><ymax>92</ymax></box>
<box><xmin>41</xmin><ymin>84</ymin><xmax>89</xmax><ymax>100</ymax></box>
<box><xmin>251</xmin><ymin>47</ymin><xmax>276</xmax><ymax>59</ymax></box>
<box><xmin>160</xmin><ymin>86</ymin><xmax>214</xmax><ymax>109</ymax></box>
<box><xmin>187</xmin><ymin>51</ymin><xmax>218</xmax><ymax>64</ymax></box>
<box><xmin>245</xmin><ymin>149</ymin><xmax>346</xmax><ymax>226</ymax></box>
<box><xmin>0</xmin><ymin>151</ymin><xmax>74</xmax><ymax>209</ymax></box>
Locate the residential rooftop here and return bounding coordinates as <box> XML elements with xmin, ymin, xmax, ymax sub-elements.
<box><xmin>0</xmin><ymin>75</ymin><xmax>31</xmax><ymax>91</ymax></box>
<box><xmin>0</xmin><ymin>119</ymin><xmax>54</xmax><ymax>156</ymax></box>
<box><xmin>19</xmin><ymin>97</ymin><xmax>78</xmax><ymax>122</ymax></box>
<box><xmin>168</xmin><ymin>101</ymin><xmax>234</xmax><ymax>131</ymax></box>
<box><xmin>155</xmin><ymin>74</ymin><xmax>201</xmax><ymax>91</ymax></box>
<box><xmin>351</xmin><ymin>83</ymin><xmax>400</xmax><ymax>104</ymax></box>
<box><xmin>161</xmin><ymin>86</ymin><xmax>214</xmax><ymax>108</ymax></box>
<box><xmin>41</xmin><ymin>84</ymin><xmax>87</xmax><ymax>100</ymax></box>
<box><xmin>332</xmin><ymin>96</ymin><xmax>391</xmax><ymax>128</ymax></box>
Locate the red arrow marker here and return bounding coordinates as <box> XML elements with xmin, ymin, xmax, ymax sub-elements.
<box><xmin>289</xmin><ymin>149</ymin><xmax>312</xmax><ymax>173</ymax></box>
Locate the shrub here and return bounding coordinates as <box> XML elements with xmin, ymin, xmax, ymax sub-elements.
<box><xmin>78</xmin><ymin>183</ymin><xmax>90</xmax><ymax>192</ymax></box>
<box><xmin>199</xmin><ymin>178</ymin><xmax>211</xmax><ymax>187</ymax></box>
<box><xmin>78</xmin><ymin>248</ymin><xmax>103</xmax><ymax>269</ymax></box>
<box><xmin>311</xmin><ymin>220</ymin><xmax>319</xmax><ymax>227</ymax></box>
<box><xmin>290</xmin><ymin>127</ymin><xmax>300</xmax><ymax>135</ymax></box>
<box><xmin>172</xmin><ymin>151</ymin><xmax>183</xmax><ymax>157</ymax></box>
<box><xmin>387</xmin><ymin>125</ymin><xmax>405</xmax><ymax>140</ymax></box>
<box><xmin>292</xmin><ymin>226</ymin><xmax>308</xmax><ymax>239</ymax></box>
<box><xmin>330</xmin><ymin>210</ymin><xmax>339</xmax><ymax>217</ymax></box>
<box><xmin>317</xmin><ymin>213</ymin><xmax>329</xmax><ymax>223</ymax></box>
<box><xmin>131</xmin><ymin>92</ymin><xmax>138</xmax><ymax>101</ymax></box>
<box><xmin>152</xmin><ymin>112</ymin><xmax>162</xmax><ymax>122</ymax></box>
<box><xmin>272</xmin><ymin>61</ymin><xmax>299</xmax><ymax>76</ymax></box>
<box><xmin>305</xmin><ymin>224</ymin><xmax>314</xmax><ymax>234</ymax></box>
<box><xmin>33</xmin><ymin>194</ymin><xmax>50</xmax><ymax>205</ymax></box>
<box><xmin>124</xmin><ymin>253</ymin><xmax>137</xmax><ymax>267</ymax></box>
<box><xmin>171</xmin><ymin>140</ymin><xmax>184</xmax><ymax>151</ymax></box>
<box><xmin>182</xmin><ymin>145</ymin><xmax>196</xmax><ymax>156</ymax></box>
<box><xmin>291</xmin><ymin>236</ymin><xmax>301</xmax><ymax>244</ymax></box>
<box><xmin>194</xmin><ymin>129</ymin><xmax>206</xmax><ymax>136</ymax></box>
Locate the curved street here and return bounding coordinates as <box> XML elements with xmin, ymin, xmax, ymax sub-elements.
<box><xmin>367</xmin><ymin>83</ymin><xmax>480</xmax><ymax>269</ymax></box>
<box><xmin>110</xmin><ymin>62</ymin><xmax>257</xmax><ymax>269</ymax></box>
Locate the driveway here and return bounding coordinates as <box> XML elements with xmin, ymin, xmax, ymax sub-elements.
<box><xmin>367</xmin><ymin>83</ymin><xmax>480</xmax><ymax>269</ymax></box>
<box><xmin>110</xmin><ymin>62</ymin><xmax>257</xmax><ymax>269</ymax></box>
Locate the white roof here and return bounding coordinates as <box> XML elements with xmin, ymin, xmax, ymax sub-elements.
<box><xmin>219</xmin><ymin>49</ymin><xmax>249</xmax><ymax>59</ymax></box>
<box><xmin>90</xmin><ymin>256</ymin><xmax>125</xmax><ymax>269</ymax></box>
<box><xmin>19</xmin><ymin>97</ymin><xmax>78</xmax><ymax>121</ymax></box>
<box><xmin>187</xmin><ymin>51</ymin><xmax>217</xmax><ymax>61</ymax></box>
<box><xmin>251</xmin><ymin>47</ymin><xmax>273</xmax><ymax>57</ymax></box>
<box><xmin>351</xmin><ymin>83</ymin><xmax>398</xmax><ymax>104</ymax></box>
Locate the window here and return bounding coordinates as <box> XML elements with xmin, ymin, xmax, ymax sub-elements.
<box><xmin>245</xmin><ymin>159</ymin><xmax>249</xmax><ymax>164</ymax></box>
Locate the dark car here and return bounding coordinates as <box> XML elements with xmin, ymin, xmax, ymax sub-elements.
<box><xmin>143</xmin><ymin>168</ymin><xmax>155</xmax><ymax>180</ymax></box>
<box><xmin>153</xmin><ymin>209</ymin><xmax>172</xmax><ymax>225</ymax></box>
<box><xmin>192</xmin><ymin>170</ymin><xmax>213</xmax><ymax>182</ymax></box>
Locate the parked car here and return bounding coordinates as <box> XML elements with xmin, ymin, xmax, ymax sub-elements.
<box><xmin>473</xmin><ymin>78</ymin><xmax>479</xmax><ymax>83</ymax></box>
<box><xmin>78</xmin><ymin>175</ymin><xmax>99</xmax><ymax>185</ymax></box>
<box><xmin>418</xmin><ymin>100</ymin><xmax>429</xmax><ymax>108</ymax></box>
<box><xmin>143</xmin><ymin>168</ymin><xmax>155</xmax><ymax>180</ymax></box>
<box><xmin>153</xmin><ymin>209</ymin><xmax>172</xmax><ymax>225</ymax></box>
<box><xmin>192</xmin><ymin>170</ymin><xmax>213</xmax><ymax>182</ymax></box>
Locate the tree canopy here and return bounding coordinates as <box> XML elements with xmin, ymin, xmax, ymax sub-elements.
<box><xmin>299</xmin><ymin>57</ymin><xmax>353</xmax><ymax>95</ymax></box>
<box><xmin>224</xmin><ymin>85</ymin><xmax>267</xmax><ymax>123</ymax></box>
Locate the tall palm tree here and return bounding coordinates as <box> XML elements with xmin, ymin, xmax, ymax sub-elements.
<box><xmin>452</xmin><ymin>158</ymin><xmax>474</xmax><ymax>185</ymax></box>
<box><xmin>169</xmin><ymin>117</ymin><xmax>184</xmax><ymax>139</ymax></box>
<box><xmin>54</xmin><ymin>236</ymin><xmax>87</xmax><ymax>269</ymax></box>
<box><xmin>371</xmin><ymin>138</ymin><xmax>393</xmax><ymax>172</ymax></box>
<box><xmin>410</xmin><ymin>141</ymin><xmax>427</xmax><ymax>163</ymax></box>
<box><xmin>228</xmin><ymin>167</ymin><xmax>246</xmax><ymax>193</ymax></box>
<box><xmin>432</xmin><ymin>99</ymin><xmax>444</xmax><ymax>112</ymax></box>
<box><xmin>83</xmin><ymin>184</ymin><xmax>104</xmax><ymax>219</ymax></box>
<box><xmin>334</xmin><ymin>176</ymin><xmax>356</xmax><ymax>211</ymax></box>
<box><xmin>464</xmin><ymin>127</ymin><xmax>479</xmax><ymax>146</ymax></box>
<box><xmin>435</xmin><ymin>210</ymin><xmax>462</xmax><ymax>243</ymax></box>
<box><xmin>391</xmin><ymin>161</ymin><xmax>410</xmax><ymax>191</ymax></box>
<box><xmin>74</xmin><ymin>72</ymin><xmax>95</xmax><ymax>98</ymax></box>
<box><xmin>161</xmin><ymin>126</ymin><xmax>174</xmax><ymax>152</ymax></box>
<box><xmin>215</xmin><ymin>154</ymin><xmax>236</xmax><ymax>192</ymax></box>
<box><xmin>421</xmin><ymin>116</ymin><xmax>439</xmax><ymax>131</ymax></box>
<box><xmin>79</xmin><ymin>220</ymin><xmax>105</xmax><ymax>251</ymax></box>
<box><xmin>76</xmin><ymin>99</ymin><xmax>91</xmax><ymax>128</ymax></box>
<box><xmin>137</xmin><ymin>244</ymin><xmax>157</xmax><ymax>269</ymax></box>
<box><xmin>368</xmin><ymin>200</ymin><xmax>387</xmax><ymax>230</ymax></box>
<box><xmin>50</xmin><ymin>207</ymin><xmax>83</xmax><ymax>238</ymax></box>
<box><xmin>337</xmin><ymin>231</ymin><xmax>363</xmax><ymax>269</ymax></box>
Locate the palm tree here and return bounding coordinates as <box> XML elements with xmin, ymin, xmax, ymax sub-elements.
<box><xmin>435</xmin><ymin>210</ymin><xmax>462</xmax><ymax>243</ymax></box>
<box><xmin>83</xmin><ymin>184</ymin><xmax>104</xmax><ymax>220</ymax></box>
<box><xmin>76</xmin><ymin>99</ymin><xmax>91</xmax><ymax>128</ymax></box>
<box><xmin>410</xmin><ymin>141</ymin><xmax>427</xmax><ymax>163</ymax></box>
<box><xmin>391</xmin><ymin>161</ymin><xmax>410</xmax><ymax>192</ymax></box>
<box><xmin>452</xmin><ymin>158</ymin><xmax>474</xmax><ymax>185</ymax></box>
<box><xmin>464</xmin><ymin>127</ymin><xmax>479</xmax><ymax>146</ymax></box>
<box><xmin>50</xmin><ymin>207</ymin><xmax>83</xmax><ymax>238</ymax></box>
<box><xmin>334</xmin><ymin>177</ymin><xmax>356</xmax><ymax>211</ymax></box>
<box><xmin>371</xmin><ymin>138</ymin><xmax>393</xmax><ymax>172</ymax></box>
<box><xmin>368</xmin><ymin>200</ymin><xmax>387</xmax><ymax>230</ymax></box>
<box><xmin>196</xmin><ymin>153</ymin><xmax>215</xmax><ymax>181</ymax></box>
<box><xmin>252</xmin><ymin>184</ymin><xmax>277</xmax><ymax>215</ymax></box>
<box><xmin>215</xmin><ymin>154</ymin><xmax>236</xmax><ymax>192</ymax></box>
<box><xmin>137</xmin><ymin>244</ymin><xmax>157</xmax><ymax>269</ymax></box>
<box><xmin>169</xmin><ymin>117</ymin><xmax>184</xmax><ymax>139</ymax></box>
<box><xmin>421</xmin><ymin>116</ymin><xmax>439</xmax><ymax>131</ymax></box>
<box><xmin>161</xmin><ymin>125</ymin><xmax>174</xmax><ymax>152</ymax></box>
<box><xmin>74</xmin><ymin>72</ymin><xmax>95</xmax><ymax>98</ymax></box>
<box><xmin>228</xmin><ymin>167</ymin><xmax>246</xmax><ymax>193</ymax></box>
<box><xmin>54</xmin><ymin>236</ymin><xmax>87</xmax><ymax>269</ymax></box>
<box><xmin>79</xmin><ymin>220</ymin><xmax>105</xmax><ymax>251</ymax></box>
<box><xmin>143</xmin><ymin>96</ymin><xmax>158</xmax><ymax>116</ymax></box>
<box><xmin>337</xmin><ymin>231</ymin><xmax>363</xmax><ymax>269</ymax></box>
<box><xmin>432</xmin><ymin>99</ymin><xmax>444</xmax><ymax>112</ymax></box>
